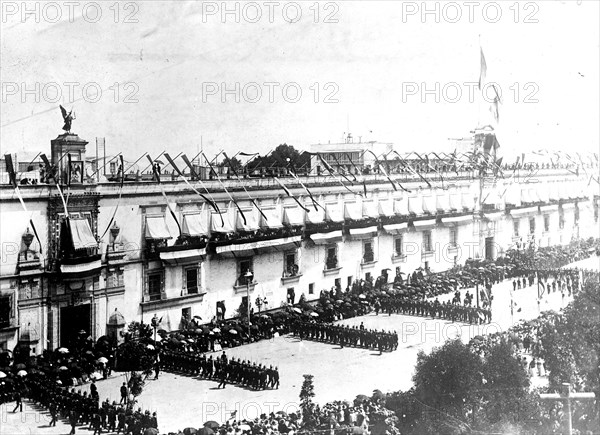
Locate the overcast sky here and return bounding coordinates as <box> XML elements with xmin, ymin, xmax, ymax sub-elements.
<box><xmin>1</xmin><ymin>1</ymin><xmax>599</xmax><ymax>161</ymax></box>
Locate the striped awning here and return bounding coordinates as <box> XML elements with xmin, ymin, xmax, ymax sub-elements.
<box><xmin>61</xmin><ymin>259</ymin><xmax>102</xmax><ymax>275</ymax></box>
<box><xmin>441</xmin><ymin>215</ymin><xmax>472</xmax><ymax>224</ymax></box>
<box><xmin>310</xmin><ymin>230</ymin><xmax>343</xmax><ymax>244</ymax></box>
<box><xmin>326</xmin><ymin>203</ymin><xmax>344</xmax><ymax>223</ymax></box>
<box><xmin>412</xmin><ymin>218</ymin><xmax>437</xmax><ymax>229</ymax></box>
<box><xmin>484</xmin><ymin>211</ymin><xmax>504</xmax><ymax>220</ymax></box>
<box><xmin>408</xmin><ymin>197</ymin><xmax>424</xmax><ymax>215</ymax></box>
<box><xmin>383</xmin><ymin>222</ymin><xmax>408</xmax><ymax>234</ymax></box>
<box><xmin>260</xmin><ymin>208</ymin><xmax>283</xmax><ymax>229</ymax></box>
<box><xmin>145</xmin><ymin>216</ymin><xmax>172</xmax><ymax>239</ymax></box>
<box><xmin>236</xmin><ymin>209</ymin><xmax>259</xmax><ymax>232</ymax></box>
<box><xmin>211</xmin><ymin>212</ymin><xmax>235</xmax><ymax>233</ymax></box>
<box><xmin>160</xmin><ymin>248</ymin><xmax>206</xmax><ymax>264</ymax></box>
<box><xmin>378</xmin><ymin>200</ymin><xmax>394</xmax><ymax>217</ymax></box>
<box><xmin>182</xmin><ymin>213</ymin><xmax>208</xmax><ymax>237</ymax></box>
<box><xmin>344</xmin><ymin>202</ymin><xmax>362</xmax><ymax>220</ymax></box>
<box><xmin>436</xmin><ymin>194</ymin><xmax>451</xmax><ymax>213</ymax></box>
<box><xmin>540</xmin><ymin>204</ymin><xmax>559</xmax><ymax>212</ymax></box>
<box><xmin>510</xmin><ymin>206</ymin><xmax>539</xmax><ymax>217</ymax></box>
<box><xmin>306</xmin><ymin>207</ymin><xmax>325</xmax><ymax>224</ymax></box>
<box><xmin>216</xmin><ymin>235</ymin><xmax>301</xmax><ymax>256</ymax></box>
<box><xmin>69</xmin><ymin>218</ymin><xmax>98</xmax><ymax>248</ymax></box>
<box><xmin>561</xmin><ymin>203</ymin><xmax>576</xmax><ymax>210</ymax></box>
<box><xmin>283</xmin><ymin>207</ymin><xmax>305</xmax><ymax>226</ymax></box>
<box><xmin>422</xmin><ymin>196</ymin><xmax>437</xmax><ymax>214</ymax></box>
<box><xmin>349</xmin><ymin>226</ymin><xmax>378</xmax><ymax>239</ymax></box>
<box><xmin>362</xmin><ymin>200</ymin><xmax>380</xmax><ymax>219</ymax></box>
<box><xmin>394</xmin><ymin>198</ymin><xmax>409</xmax><ymax>215</ymax></box>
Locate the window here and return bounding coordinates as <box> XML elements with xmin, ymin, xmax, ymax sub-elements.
<box><xmin>594</xmin><ymin>201</ymin><xmax>599</xmax><ymax>223</ymax></box>
<box><xmin>284</xmin><ymin>251</ymin><xmax>299</xmax><ymax>277</ymax></box>
<box><xmin>334</xmin><ymin>278</ymin><xmax>341</xmax><ymax>289</ymax></box>
<box><xmin>308</xmin><ymin>283</ymin><xmax>314</xmax><ymax>295</ymax></box>
<box><xmin>543</xmin><ymin>215</ymin><xmax>550</xmax><ymax>232</ymax></box>
<box><xmin>325</xmin><ymin>245</ymin><xmax>338</xmax><ymax>270</ymax></box>
<box><xmin>182</xmin><ymin>307</ymin><xmax>191</xmax><ymax>323</ymax></box>
<box><xmin>237</xmin><ymin>258</ymin><xmax>253</xmax><ymax>285</ymax></box>
<box><xmin>574</xmin><ymin>206</ymin><xmax>580</xmax><ymax>225</ymax></box>
<box><xmin>394</xmin><ymin>235</ymin><xmax>403</xmax><ymax>257</ymax></box>
<box><xmin>287</xmin><ymin>288</ymin><xmax>295</xmax><ymax>304</ymax></box>
<box><xmin>109</xmin><ymin>161</ymin><xmax>116</xmax><ymax>174</ymax></box>
<box><xmin>363</xmin><ymin>240</ymin><xmax>375</xmax><ymax>263</ymax></box>
<box><xmin>365</xmin><ymin>272</ymin><xmax>371</xmax><ymax>281</ymax></box>
<box><xmin>185</xmin><ymin>266</ymin><xmax>199</xmax><ymax>294</ymax></box>
<box><xmin>422</xmin><ymin>230</ymin><xmax>432</xmax><ymax>252</ymax></box>
<box><xmin>449</xmin><ymin>228</ymin><xmax>458</xmax><ymax>247</ymax></box>
<box><xmin>559</xmin><ymin>209</ymin><xmax>565</xmax><ymax>229</ymax></box>
<box><xmin>148</xmin><ymin>272</ymin><xmax>163</xmax><ymax>301</ymax></box>
<box><xmin>216</xmin><ymin>301</ymin><xmax>226</xmax><ymax>320</ymax></box>
<box><xmin>513</xmin><ymin>219</ymin><xmax>520</xmax><ymax>237</ymax></box>
<box><xmin>347</xmin><ymin>276</ymin><xmax>353</xmax><ymax>288</ymax></box>
<box><xmin>0</xmin><ymin>296</ymin><xmax>11</xmax><ymax>328</ymax></box>
<box><xmin>529</xmin><ymin>217</ymin><xmax>536</xmax><ymax>234</ymax></box>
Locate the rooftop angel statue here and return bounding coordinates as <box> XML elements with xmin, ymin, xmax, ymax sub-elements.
<box><xmin>60</xmin><ymin>105</ymin><xmax>74</xmax><ymax>132</ymax></box>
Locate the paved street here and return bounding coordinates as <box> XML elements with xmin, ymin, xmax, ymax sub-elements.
<box><xmin>2</xmin><ymin>256</ymin><xmax>597</xmax><ymax>434</ymax></box>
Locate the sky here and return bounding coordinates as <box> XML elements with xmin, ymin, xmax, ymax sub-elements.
<box><xmin>1</xmin><ymin>0</ymin><xmax>599</xmax><ymax>162</ymax></box>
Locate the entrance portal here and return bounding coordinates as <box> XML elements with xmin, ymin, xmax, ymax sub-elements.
<box><xmin>60</xmin><ymin>304</ymin><xmax>91</xmax><ymax>348</ymax></box>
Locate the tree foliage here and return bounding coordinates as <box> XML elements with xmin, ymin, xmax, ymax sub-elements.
<box><xmin>299</xmin><ymin>374</ymin><xmax>317</xmax><ymax>429</ymax></box>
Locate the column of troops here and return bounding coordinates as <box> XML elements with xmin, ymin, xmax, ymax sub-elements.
<box><xmin>26</xmin><ymin>375</ymin><xmax>158</xmax><ymax>434</ymax></box>
<box><xmin>381</xmin><ymin>297</ymin><xmax>492</xmax><ymax>324</ymax></box>
<box><xmin>160</xmin><ymin>350</ymin><xmax>279</xmax><ymax>390</ymax></box>
<box><xmin>291</xmin><ymin>321</ymin><xmax>398</xmax><ymax>352</ymax></box>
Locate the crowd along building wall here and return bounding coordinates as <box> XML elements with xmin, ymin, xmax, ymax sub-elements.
<box><xmin>0</xmin><ymin>140</ymin><xmax>598</xmax><ymax>352</ymax></box>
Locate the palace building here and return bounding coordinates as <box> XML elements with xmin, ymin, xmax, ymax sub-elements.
<box><xmin>0</xmin><ymin>129</ymin><xmax>598</xmax><ymax>353</ymax></box>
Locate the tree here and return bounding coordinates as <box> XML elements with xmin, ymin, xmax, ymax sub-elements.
<box><xmin>299</xmin><ymin>374</ymin><xmax>317</xmax><ymax>429</ymax></box>
<box><xmin>248</xmin><ymin>144</ymin><xmax>309</xmax><ymax>172</ymax></box>
<box><xmin>218</xmin><ymin>156</ymin><xmax>243</xmax><ymax>172</ymax></box>
<box><xmin>412</xmin><ymin>339</ymin><xmax>483</xmax><ymax>434</ymax></box>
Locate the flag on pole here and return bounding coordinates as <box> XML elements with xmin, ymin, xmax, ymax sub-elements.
<box><xmin>479</xmin><ymin>47</ymin><xmax>487</xmax><ymax>90</ymax></box>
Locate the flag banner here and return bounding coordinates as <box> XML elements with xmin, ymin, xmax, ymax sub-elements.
<box><xmin>274</xmin><ymin>177</ymin><xmax>310</xmax><ymax>212</ymax></box>
<box><xmin>222</xmin><ymin>153</ymin><xmax>268</xmax><ymax>223</ymax></box>
<box><xmin>148</xmin><ymin>155</ymin><xmax>182</xmax><ymax>236</ymax></box>
<box><xmin>289</xmin><ymin>170</ymin><xmax>323</xmax><ymax>212</ymax></box>
<box><xmin>479</xmin><ymin>47</ymin><xmax>487</xmax><ymax>90</ymax></box>
<box><xmin>202</xmin><ymin>153</ymin><xmax>248</xmax><ymax>226</ymax></box>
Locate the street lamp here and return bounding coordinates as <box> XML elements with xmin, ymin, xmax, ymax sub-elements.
<box><xmin>245</xmin><ymin>270</ymin><xmax>253</xmax><ymax>340</ymax></box>
<box><xmin>151</xmin><ymin>314</ymin><xmax>160</xmax><ymax>343</ymax></box>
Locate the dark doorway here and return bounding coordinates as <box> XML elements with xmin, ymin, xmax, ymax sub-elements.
<box><xmin>60</xmin><ymin>304</ymin><xmax>91</xmax><ymax>348</ymax></box>
<box><xmin>485</xmin><ymin>237</ymin><xmax>494</xmax><ymax>260</ymax></box>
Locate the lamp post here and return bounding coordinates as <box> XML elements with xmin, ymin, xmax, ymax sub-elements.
<box><xmin>245</xmin><ymin>270</ymin><xmax>253</xmax><ymax>340</ymax></box>
<box><xmin>151</xmin><ymin>314</ymin><xmax>160</xmax><ymax>343</ymax></box>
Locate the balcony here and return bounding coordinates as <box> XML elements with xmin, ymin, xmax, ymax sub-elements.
<box><xmin>323</xmin><ymin>266</ymin><xmax>342</xmax><ymax>276</ymax></box>
<box><xmin>158</xmin><ymin>238</ymin><xmax>207</xmax><ymax>264</ymax></box>
<box><xmin>233</xmin><ymin>280</ymin><xmax>257</xmax><ymax>294</ymax></box>
<box><xmin>213</xmin><ymin>228</ymin><xmax>302</xmax><ymax>257</ymax></box>
<box><xmin>391</xmin><ymin>253</ymin><xmax>407</xmax><ymax>263</ymax></box>
<box><xmin>141</xmin><ymin>291</ymin><xmax>206</xmax><ymax>310</ymax></box>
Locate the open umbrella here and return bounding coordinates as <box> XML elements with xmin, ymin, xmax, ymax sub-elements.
<box><xmin>238</xmin><ymin>424</ymin><xmax>251</xmax><ymax>431</ymax></box>
<box><xmin>144</xmin><ymin>429</ymin><xmax>159</xmax><ymax>435</ymax></box>
<box><xmin>146</xmin><ymin>344</ymin><xmax>155</xmax><ymax>350</ymax></box>
<box><xmin>57</xmin><ymin>347</ymin><xmax>69</xmax><ymax>354</ymax></box>
<box><xmin>183</xmin><ymin>428</ymin><xmax>197</xmax><ymax>435</ymax></box>
<box><xmin>15</xmin><ymin>363</ymin><xmax>26</xmax><ymax>370</ymax></box>
<box><xmin>97</xmin><ymin>357</ymin><xmax>108</xmax><ymax>364</ymax></box>
<box><xmin>309</xmin><ymin>312</ymin><xmax>319</xmax><ymax>317</ymax></box>
<box><xmin>58</xmin><ymin>366</ymin><xmax>68</xmax><ymax>371</ymax></box>
<box><xmin>196</xmin><ymin>428</ymin><xmax>214</xmax><ymax>435</ymax></box>
<box><xmin>291</xmin><ymin>307</ymin><xmax>302</xmax><ymax>314</ymax></box>
<box><xmin>229</xmin><ymin>329</ymin><xmax>238</xmax><ymax>335</ymax></box>
<box><xmin>358</xmin><ymin>294</ymin><xmax>366</xmax><ymax>299</ymax></box>
<box><xmin>0</xmin><ymin>371</ymin><xmax>6</xmax><ymax>379</ymax></box>
<box><xmin>204</xmin><ymin>421</ymin><xmax>220</xmax><ymax>430</ymax></box>
<box><xmin>212</xmin><ymin>328</ymin><xmax>221</xmax><ymax>333</ymax></box>
<box><xmin>16</xmin><ymin>370</ymin><xmax>27</xmax><ymax>377</ymax></box>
